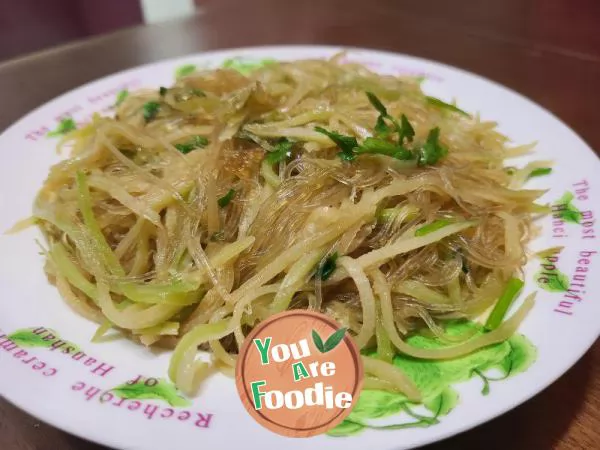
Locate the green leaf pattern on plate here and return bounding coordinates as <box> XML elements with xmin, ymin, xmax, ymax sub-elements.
<box><xmin>329</xmin><ymin>320</ymin><xmax>536</xmax><ymax>437</ymax></box>
<box><xmin>47</xmin><ymin>118</ymin><xmax>76</xmax><ymax>137</ymax></box>
<box><xmin>111</xmin><ymin>378</ymin><xmax>191</xmax><ymax>407</ymax></box>
<box><xmin>535</xmin><ymin>256</ymin><xmax>570</xmax><ymax>293</ymax></box>
<box><xmin>554</xmin><ymin>191</ymin><xmax>582</xmax><ymax>224</ymax></box>
<box><xmin>7</xmin><ymin>328</ymin><xmax>56</xmax><ymax>348</ymax></box>
<box><xmin>7</xmin><ymin>327</ymin><xmax>79</xmax><ymax>352</ymax></box>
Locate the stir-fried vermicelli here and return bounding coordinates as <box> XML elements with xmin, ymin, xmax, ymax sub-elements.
<box><xmin>33</xmin><ymin>55</ymin><xmax>546</xmax><ymax>398</ymax></box>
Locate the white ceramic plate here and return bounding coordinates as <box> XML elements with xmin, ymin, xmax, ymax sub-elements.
<box><xmin>1</xmin><ymin>46</ymin><xmax>599</xmax><ymax>450</ymax></box>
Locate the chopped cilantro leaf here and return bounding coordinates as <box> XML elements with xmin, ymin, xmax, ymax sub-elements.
<box><xmin>374</xmin><ymin>115</ymin><xmax>391</xmax><ymax>137</ymax></box>
<box><xmin>365</xmin><ymin>92</ymin><xmax>415</xmax><ymax>148</ymax></box>
<box><xmin>366</xmin><ymin>91</ymin><xmax>388</xmax><ymax>116</ymax></box>
<box><xmin>416</xmin><ymin>127</ymin><xmax>448</xmax><ymax>166</ymax></box>
<box><xmin>191</xmin><ymin>88</ymin><xmax>205</xmax><ymax>97</ymax></box>
<box><xmin>317</xmin><ymin>252</ymin><xmax>339</xmax><ymax>281</ymax></box>
<box><xmin>210</xmin><ymin>231</ymin><xmax>225</xmax><ymax>242</ymax></box>
<box><xmin>174</xmin><ymin>136</ymin><xmax>209</xmax><ymax>154</ymax></box>
<box><xmin>159</xmin><ymin>87</ymin><xmax>168</xmax><ymax>96</ymax></box>
<box><xmin>314</xmin><ymin>126</ymin><xmax>358</xmax><ymax>161</ymax></box>
<box><xmin>265</xmin><ymin>138</ymin><xmax>293</xmax><ymax>164</ymax></box>
<box><xmin>142</xmin><ymin>101</ymin><xmax>161</xmax><ymax>123</ymax></box>
<box><xmin>426</xmin><ymin>96</ymin><xmax>469</xmax><ymax>117</ymax></box>
<box><xmin>399</xmin><ymin>114</ymin><xmax>415</xmax><ymax>144</ymax></box>
<box><xmin>217</xmin><ymin>189</ymin><xmax>236</xmax><ymax>208</ymax></box>
<box><xmin>357</xmin><ymin>138</ymin><xmax>411</xmax><ymax>160</ymax></box>
<box><xmin>115</xmin><ymin>89</ymin><xmax>129</xmax><ymax>107</ymax></box>
<box><xmin>47</xmin><ymin>118</ymin><xmax>77</xmax><ymax>137</ymax></box>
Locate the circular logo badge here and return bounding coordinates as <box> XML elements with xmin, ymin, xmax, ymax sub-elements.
<box><xmin>235</xmin><ymin>310</ymin><xmax>363</xmax><ymax>437</ymax></box>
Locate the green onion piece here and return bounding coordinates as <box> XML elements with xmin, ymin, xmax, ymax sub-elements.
<box><xmin>115</xmin><ymin>90</ymin><xmax>129</xmax><ymax>106</ymax></box>
<box><xmin>425</xmin><ymin>96</ymin><xmax>470</xmax><ymax>117</ymax></box>
<box><xmin>317</xmin><ymin>252</ymin><xmax>339</xmax><ymax>281</ymax></box>
<box><xmin>265</xmin><ymin>138</ymin><xmax>293</xmax><ymax>164</ymax></box>
<box><xmin>217</xmin><ymin>189</ymin><xmax>236</xmax><ymax>208</ymax></box>
<box><xmin>159</xmin><ymin>87</ymin><xmax>168</xmax><ymax>96</ymax></box>
<box><xmin>174</xmin><ymin>136</ymin><xmax>209</xmax><ymax>154</ymax></box>
<box><xmin>414</xmin><ymin>219</ymin><xmax>453</xmax><ymax>237</ymax></box>
<box><xmin>484</xmin><ymin>278</ymin><xmax>525</xmax><ymax>331</ymax></box>
<box><xmin>314</xmin><ymin>126</ymin><xmax>358</xmax><ymax>161</ymax></box>
<box><xmin>357</xmin><ymin>138</ymin><xmax>411</xmax><ymax>160</ymax></box>
<box><xmin>142</xmin><ymin>101</ymin><xmax>160</xmax><ymax>123</ymax></box>
<box><xmin>47</xmin><ymin>118</ymin><xmax>77</xmax><ymax>137</ymax></box>
<box><xmin>528</xmin><ymin>167</ymin><xmax>552</xmax><ymax>178</ymax></box>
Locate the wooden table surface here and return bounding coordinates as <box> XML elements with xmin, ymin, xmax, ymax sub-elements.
<box><xmin>1</xmin><ymin>1</ymin><xmax>599</xmax><ymax>448</ymax></box>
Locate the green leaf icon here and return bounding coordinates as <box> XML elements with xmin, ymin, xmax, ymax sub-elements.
<box><xmin>311</xmin><ymin>329</ymin><xmax>325</xmax><ymax>352</ymax></box>
<box><xmin>323</xmin><ymin>327</ymin><xmax>347</xmax><ymax>352</ymax></box>
<box><xmin>8</xmin><ymin>329</ymin><xmax>55</xmax><ymax>348</ymax></box>
<box><xmin>535</xmin><ymin>259</ymin><xmax>570</xmax><ymax>293</ymax></box>
<box><xmin>111</xmin><ymin>378</ymin><xmax>191</xmax><ymax>407</ymax></box>
<box><xmin>312</xmin><ymin>327</ymin><xmax>347</xmax><ymax>353</ymax></box>
<box><xmin>555</xmin><ymin>191</ymin><xmax>583</xmax><ymax>224</ymax></box>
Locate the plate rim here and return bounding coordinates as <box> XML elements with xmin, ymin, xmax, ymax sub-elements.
<box><xmin>0</xmin><ymin>44</ymin><xmax>599</xmax><ymax>450</ymax></box>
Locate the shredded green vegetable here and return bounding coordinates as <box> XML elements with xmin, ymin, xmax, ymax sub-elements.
<box><xmin>426</xmin><ymin>96</ymin><xmax>469</xmax><ymax>117</ymax></box>
<box><xmin>75</xmin><ymin>171</ymin><xmax>124</xmax><ymax>276</ymax></box>
<box><xmin>485</xmin><ymin>278</ymin><xmax>524</xmax><ymax>331</ymax></box>
<box><xmin>414</xmin><ymin>219</ymin><xmax>453</xmax><ymax>237</ymax></box>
